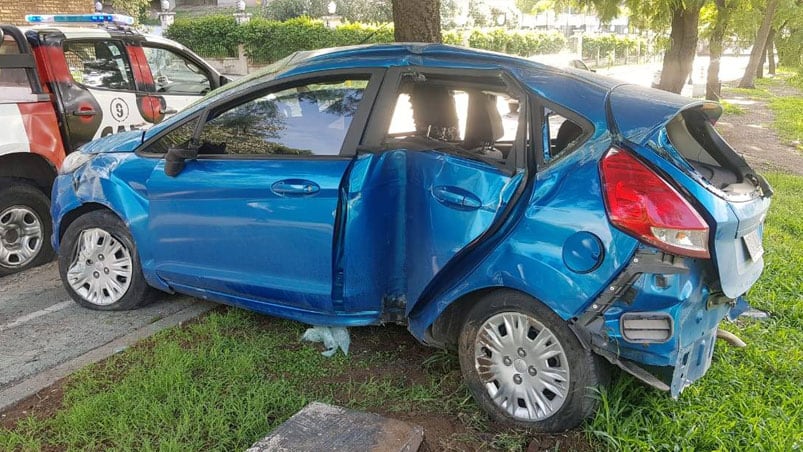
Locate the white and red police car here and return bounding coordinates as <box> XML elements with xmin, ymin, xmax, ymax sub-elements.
<box><xmin>0</xmin><ymin>14</ymin><xmax>227</xmax><ymax>275</ymax></box>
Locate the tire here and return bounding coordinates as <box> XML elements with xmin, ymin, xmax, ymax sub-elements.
<box><xmin>0</xmin><ymin>182</ymin><xmax>55</xmax><ymax>277</ymax></box>
<box><xmin>457</xmin><ymin>290</ymin><xmax>607</xmax><ymax>432</ymax></box>
<box><xmin>58</xmin><ymin>210</ymin><xmax>155</xmax><ymax>310</ymax></box>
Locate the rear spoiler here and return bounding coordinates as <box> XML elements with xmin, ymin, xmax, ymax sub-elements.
<box><xmin>605</xmin><ymin>83</ymin><xmax>722</xmax><ymax>145</ymax></box>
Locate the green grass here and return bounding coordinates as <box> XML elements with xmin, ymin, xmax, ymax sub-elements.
<box><xmin>0</xmin><ymin>313</ymin><xmax>522</xmax><ymax>451</ymax></box>
<box><xmin>720</xmin><ymin>100</ymin><xmax>746</xmax><ymax>115</ymax></box>
<box><xmin>586</xmin><ymin>172</ymin><xmax>803</xmax><ymax>451</ymax></box>
<box><xmin>768</xmin><ymin>97</ymin><xmax>803</xmax><ymax>149</ymax></box>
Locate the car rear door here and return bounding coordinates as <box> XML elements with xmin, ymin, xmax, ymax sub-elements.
<box><xmin>143</xmin><ymin>70</ymin><xmax>382</xmax><ymax>319</ymax></box>
<box><xmin>339</xmin><ymin>68</ymin><xmax>529</xmax><ymax>315</ymax></box>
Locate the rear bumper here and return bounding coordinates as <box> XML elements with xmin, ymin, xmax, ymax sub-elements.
<box><xmin>573</xmin><ymin>248</ymin><xmax>734</xmax><ymax>397</ymax></box>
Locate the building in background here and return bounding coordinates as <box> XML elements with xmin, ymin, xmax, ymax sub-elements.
<box><xmin>0</xmin><ymin>0</ymin><xmax>93</xmax><ymax>25</ymax></box>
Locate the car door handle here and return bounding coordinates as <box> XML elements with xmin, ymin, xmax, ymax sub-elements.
<box><xmin>271</xmin><ymin>179</ymin><xmax>320</xmax><ymax>197</ymax></box>
<box><xmin>433</xmin><ymin>185</ymin><xmax>482</xmax><ymax>210</ymax></box>
<box><xmin>159</xmin><ymin>107</ymin><xmax>178</xmax><ymax>115</ymax></box>
<box><xmin>71</xmin><ymin>109</ymin><xmax>97</xmax><ymax>117</ymax></box>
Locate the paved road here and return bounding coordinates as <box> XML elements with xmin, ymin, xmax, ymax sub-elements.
<box><xmin>597</xmin><ymin>55</ymin><xmax>752</xmax><ymax>94</ymax></box>
<box><xmin>0</xmin><ymin>261</ymin><xmax>213</xmax><ymax>409</ymax></box>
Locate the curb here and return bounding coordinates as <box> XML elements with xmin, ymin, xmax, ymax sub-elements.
<box><xmin>0</xmin><ymin>300</ymin><xmax>215</xmax><ymax>412</ymax></box>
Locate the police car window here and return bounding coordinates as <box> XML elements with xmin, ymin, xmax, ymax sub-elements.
<box><xmin>142</xmin><ymin>46</ymin><xmax>211</xmax><ymax>95</ymax></box>
<box><xmin>63</xmin><ymin>41</ymin><xmax>135</xmax><ymax>91</ymax></box>
<box><xmin>196</xmin><ymin>78</ymin><xmax>369</xmax><ymax>156</ymax></box>
<box><xmin>0</xmin><ymin>35</ymin><xmax>32</xmax><ymax>98</ymax></box>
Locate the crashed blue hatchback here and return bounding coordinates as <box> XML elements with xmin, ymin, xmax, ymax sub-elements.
<box><xmin>51</xmin><ymin>44</ymin><xmax>772</xmax><ymax>431</ymax></box>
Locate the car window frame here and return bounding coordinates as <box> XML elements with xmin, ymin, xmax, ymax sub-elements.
<box><xmin>61</xmin><ymin>38</ymin><xmax>139</xmax><ymax>93</ymax></box>
<box><xmin>361</xmin><ymin>66</ymin><xmax>531</xmax><ymax>175</ymax></box>
<box><xmin>136</xmin><ymin>68</ymin><xmax>385</xmax><ymax>160</ymax></box>
<box><xmin>530</xmin><ymin>95</ymin><xmax>595</xmax><ymax>169</ymax></box>
<box><xmin>140</xmin><ymin>42</ymin><xmax>217</xmax><ymax>94</ymax></box>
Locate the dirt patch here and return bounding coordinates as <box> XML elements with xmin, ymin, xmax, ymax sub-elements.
<box><xmin>0</xmin><ymin>379</ymin><xmax>66</xmax><ymax>431</ymax></box>
<box><xmin>717</xmin><ymin>78</ymin><xmax>803</xmax><ymax>175</ymax></box>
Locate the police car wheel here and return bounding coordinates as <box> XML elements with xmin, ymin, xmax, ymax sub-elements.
<box><xmin>0</xmin><ymin>182</ymin><xmax>55</xmax><ymax>276</ymax></box>
<box><xmin>59</xmin><ymin>210</ymin><xmax>155</xmax><ymax>310</ymax></box>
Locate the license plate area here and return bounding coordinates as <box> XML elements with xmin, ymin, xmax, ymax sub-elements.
<box><xmin>742</xmin><ymin>229</ymin><xmax>764</xmax><ymax>262</ymax></box>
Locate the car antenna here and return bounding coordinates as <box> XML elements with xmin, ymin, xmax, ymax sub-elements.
<box><xmin>357</xmin><ymin>22</ymin><xmax>390</xmax><ymax>45</ymax></box>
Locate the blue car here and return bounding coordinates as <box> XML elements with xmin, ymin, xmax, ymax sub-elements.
<box><xmin>51</xmin><ymin>44</ymin><xmax>772</xmax><ymax>431</ymax></box>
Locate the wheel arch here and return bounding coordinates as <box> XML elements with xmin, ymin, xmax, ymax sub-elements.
<box><xmin>58</xmin><ymin>202</ymin><xmax>118</xmax><ymax>242</ymax></box>
<box><xmin>0</xmin><ymin>152</ymin><xmax>58</xmax><ymax>195</ymax></box>
<box><xmin>424</xmin><ymin>286</ymin><xmax>543</xmax><ymax>349</ymax></box>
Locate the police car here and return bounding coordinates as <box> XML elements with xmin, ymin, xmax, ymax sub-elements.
<box><xmin>0</xmin><ymin>14</ymin><xmax>227</xmax><ymax>275</ymax></box>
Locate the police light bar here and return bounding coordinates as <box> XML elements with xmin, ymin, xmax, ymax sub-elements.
<box><xmin>25</xmin><ymin>14</ymin><xmax>135</xmax><ymax>26</ymax></box>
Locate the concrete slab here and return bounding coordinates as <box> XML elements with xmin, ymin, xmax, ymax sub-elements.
<box><xmin>248</xmin><ymin>402</ymin><xmax>424</xmax><ymax>452</ymax></box>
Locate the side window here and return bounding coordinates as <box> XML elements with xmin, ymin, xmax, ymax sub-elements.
<box><xmin>197</xmin><ymin>78</ymin><xmax>369</xmax><ymax>156</ymax></box>
<box><xmin>146</xmin><ymin>117</ymin><xmax>199</xmax><ymax>154</ymax></box>
<box><xmin>142</xmin><ymin>46</ymin><xmax>211</xmax><ymax>95</ymax></box>
<box><xmin>543</xmin><ymin>109</ymin><xmax>583</xmax><ymax>162</ymax></box>
<box><xmin>384</xmin><ymin>76</ymin><xmax>524</xmax><ymax>164</ymax></box>
<box><xmin>63</xmin><ymin>40</ymin><xmax>135</xmax><ymax>90</ymax></box>
<box><xmin>0</xmin><ymin>34</ymin><xmax>32</xmax><ymax>98</ymax></box>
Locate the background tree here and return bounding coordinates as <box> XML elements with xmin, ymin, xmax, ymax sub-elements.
<box><xmin>392</xmin><ymin>0</ymin><xmax>441</xmax><ymax>42</ymax></box>
<box><xmin>701</xmin><ymin>0</ymin><xmax>740</xmax><ymax>100</ymax></box>
<box><xmin>738</xmin><ymin>0</ymin><xmax>779</xmax><ymax>88</ymax></box>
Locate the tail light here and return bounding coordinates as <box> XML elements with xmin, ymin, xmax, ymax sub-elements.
<box><xmin>600</xmin><ymin>147</ymin><xmax>710</xmax><ymax>258</ymax></box>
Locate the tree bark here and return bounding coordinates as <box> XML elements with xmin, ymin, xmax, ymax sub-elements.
<box><xmin>767</xmin><ymin>28</ymin><xmax>777</xmax><ymax>75</ymax></box>
<box><xmin>658</xmin><ymin>2</ymin><xmax>704</xmax><ymax>94</ymax></box>
<box><xmin>706</xmin><ymin>0</ymin><xmax>732</xmax><ymax>101</ymax></box>
<box><xmin>738</xmin><ymin>0</ymin><xmax>779</xmax><ymax>88</ymax></box>
<box><xmin>756</xmin><ymin>40</ymin><xmax>767</xmax><ymax>79</ymax></box>
<box><xmin>392</xmin><ymin>0</ymin><xmax>442</xmax><ymax>43</ymax></box>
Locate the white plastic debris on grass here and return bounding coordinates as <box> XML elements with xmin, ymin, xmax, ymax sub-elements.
<box><xmin>301</xmin><ymin>326</ymin><xmax>350</xmax><ymax>357</ymax></box>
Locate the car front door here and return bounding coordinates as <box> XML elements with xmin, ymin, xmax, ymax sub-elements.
<box><xmin>143</xmin><ymin>71</ymin><xmax>382</xmax><ymax>318</ymax></box>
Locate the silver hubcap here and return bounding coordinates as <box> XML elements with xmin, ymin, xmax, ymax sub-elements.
<box><xmin>0</xmin><ymin>206</ymin><xmax>43</xmax><ymax>269</ymax></box>
<box><xmin>67</xmin><ymin>228</ymin><xmax>132</xmax><ymax>305</ymax></box>
<box><xmin>474</xmin><ymin>312</ymin><xmax>570</xmax><ymax>421</ymax></box>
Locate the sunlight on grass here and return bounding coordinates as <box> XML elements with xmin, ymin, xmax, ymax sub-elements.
<box><xmin>585</xmin><ymin>172</ymin><xmax>803</xmax><ymax>451</ymax></box>
<box><xmin>720</xmin><ymin>100</ymin><xmax>746</xmax><ymax>115</ymax></box>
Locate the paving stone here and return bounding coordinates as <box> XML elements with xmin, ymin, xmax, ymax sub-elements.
<box><xmin>248</xmin><ymin>402</ymin><xmax>424</xmax><ymax>452</ymax></box>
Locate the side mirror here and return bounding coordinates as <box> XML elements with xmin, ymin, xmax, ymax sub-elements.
<box><xmin>164</xmin><ymin>146</ymin><xmax>198</xmax><ymax>177</ymax></box>
<box><xmin>0</xmin><ymin>28</ymin><xmax>4</xmax><ymax>42</ymax></box>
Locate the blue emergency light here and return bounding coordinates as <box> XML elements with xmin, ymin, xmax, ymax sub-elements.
<box><xmin>25</xmin><ymin>14</ymin><xmax>135</xmax><ymax>26</ymax></box>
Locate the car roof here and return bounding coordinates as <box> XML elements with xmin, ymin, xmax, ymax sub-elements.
<box><xmin>146</xmin><ymin>43</ymin><xmax>624</xmax><ymax>141</ymax></box>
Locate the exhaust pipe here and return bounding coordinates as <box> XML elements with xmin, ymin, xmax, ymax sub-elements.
<box><xmin>716</xmin><ymin>329</ymin><xmax>746</xmax><ymax>348</ymax></box>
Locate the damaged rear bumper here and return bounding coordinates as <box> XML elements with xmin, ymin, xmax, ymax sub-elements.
<box><xmin>570</xmin><ymin>248</ymin><xmax>733</xmax><ymax>397</ymax></box>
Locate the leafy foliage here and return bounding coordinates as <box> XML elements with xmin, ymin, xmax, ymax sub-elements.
<box><xmin>165</xmin><ymin>16</ymin><xmax>568</xmax><ymax>63</ymax></box>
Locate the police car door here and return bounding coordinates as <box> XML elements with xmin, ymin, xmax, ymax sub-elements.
<box><xmin>140</xmin><ymin>44</ymin><xmax>214</xmax><ymax>115</ymax></box>
<box><xmin>58</xmin><ymin>39</ymin><xmax>150</xmax><ymax>149</ymax></box>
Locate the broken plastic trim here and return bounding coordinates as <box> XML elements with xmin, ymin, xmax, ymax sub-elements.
<box><xmin>568</xmin><ymin>249</ymin><xmax>690</xmax><ymax>392</ymax></box>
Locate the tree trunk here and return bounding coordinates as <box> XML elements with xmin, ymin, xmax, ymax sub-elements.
<box><xmin>756</xmin><ymin>41</ymin><xmax>767</xmax><ymax>79</ymax></box>
<box><xmin>767</xmin><ymin>28</ymin><xmax>777</xmax><ymax>75</ymax></box>
<box><xmin>738</xmin><ymin>0</ymin><xmax>779</xmax><ymax>88</ymax></box>
<box><xmin>392</xmin><ymin>0</ymin><xmax>442</xmax><ymax>43</ymax></box>
<box><xmin>706</xmin><ymin>0</ymin><xmax>732</xmax><ymax>101</ymax></box>
<box><xmin>658</xmin><ymin>2</ymin><xmax>703</xmax><ymax>94</ymax></box>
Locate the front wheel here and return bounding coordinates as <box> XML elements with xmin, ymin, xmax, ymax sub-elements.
<box><xmin>59</xmin><ymin>210</ymin><xmax>154</xmax><ymax>310</ymax></box>
<box><xmin>0</xmin><ymin>183</ymin><xmax>55</xmax><ymax>276</ymax></box>
<box><xmin>458</xmin><ymin>290</ymin><xmax>606</xmax><ymax>432</ymax></box>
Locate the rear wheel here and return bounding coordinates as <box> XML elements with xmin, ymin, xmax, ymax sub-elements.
<box><xmin>0</xmin><ymin>183</ymin><xmax>55</xmax><ymax>276</ymax></box>
<box><xmin>59</xmin><ymin>210</ymin><xmax>154</xmax><ymax>310</ymax></box>
<box><xmin>458</xmin><ymin>290</ymin><xmax>606</xmax><ymax>432</ymax></box>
